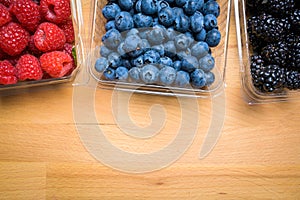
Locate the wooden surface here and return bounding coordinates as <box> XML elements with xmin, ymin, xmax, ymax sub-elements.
<box><xmin>1</xmin><ymin>1</ymin><xmax>300</xmax><ymax>199</ymax></box>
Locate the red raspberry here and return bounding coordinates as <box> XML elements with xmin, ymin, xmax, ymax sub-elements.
<box><xmin>0</xmin><ymin>60</ymin><xmax>17</xmax><ymax>85</ymax></box>
<box><xmin>33</xmin><ymin>22</ymin><xmax>66</xmax><ymax>52</ymax></box>
<box><xmin>40</xmin><ymin>51</ymin><xmax>73</xmax><ymax>78</ymax></box>
<box><xmin>28</xmin><ymin>35</ymin><xmax>42</xmax><ymax>56</ymax></box>
<box><xmin>16</xmin><ymin>54</ymin><xmax>43</xmax><ymax>81</ymax></box>
<box><xmin>40</xmin><ymin>0</ymin><xmax>71</xmax><ymax>24</ymax></box>
<box><xmin>0</xmin><ymin>0</ymin><xmax>11</xmax><ymax>7</ymax></box>
<box><xmin>59</xmin><ymin>19</ymin><xmax>75</xmax><ymax>43</ymax></box>
<box><xmin>0</xmin><ymin>22</ymin><xmax>30</xmax><ymax>56</ymax></box>
<box><xmin>0</xmin><ymin>3</ymin><xmax>12</xmax><ymax>27</ymax></box>
<box><xmin>62</xmin><ymin>43</ymin><xmax>73</xmax><ymax>56</ymax></box>
<box><xmin>9</xmin><ymin>0</ymin><xmax>41</xmax><ymax>32</ymax></box>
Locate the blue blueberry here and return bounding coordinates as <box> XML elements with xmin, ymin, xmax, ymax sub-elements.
<box><xmin>139</xmin><ymin>29</ymin><xmax>150</xmax><ymax>39</ymax></box>
<box><xmin>152</xmin><ymin>17</ymin><xmax>160</xmax><ymax>26</ymax></box>
<box><xmin>159</xmin><ymin>56</ymin><xmax>173</xmax><ymax>68</ymax></box>
<box><xmin>117</xmin><ymin>42</ymin><xmax>126</xmax><ymax>56</ymax></box>
<box><xmin>185</xmin><ymin>31</ymin><xmax>194</xmax><ymax>46</ymax></box>
<box><xmin>174</xmin><ymin>14</ymin><xmax>190</xmax><ymax>33</ymax></box>
<box><xmin>118</xmin><ymin>0</ymin><xmax>133</xmax><ymax>11</ymax></box>
<box><xmin>123</xmin><ymin>34</ymin><xmax>142</xmax><ymax>53</ymax></box>
<box><xmin>100</xmin><ymin>45</ymin><xmax>112</xmax><ymax>57</ymax></box>
<box><xmin>205</xmin><ymin>28</ymin><xmax>221</xmax><ymax>47</ymax></box>
<box><xmin>174</xmin><ymin>70</ymin><xmax>190</xmax><ymax>87</ymax></box>
<box><xmin>181</xmin><ymin>55</ymin><xmax>199</xmax><ymax>72</ymax></box>
<box><xmin>133</xmin><ymin>13</ymin><xmax>153</xmax><ymax>28</ymax></box>
<box><xmin>121</xmin><ymin>59</ymin><xmax>132</xmax><ymax>69</ymax></box>
<box><xmin>205</xmin><ymin>71</ymin><xmax>215</xmax><ymax>86</ymax></box>
<box><xmin>166</xmin><ymin>27</ymin><xmax>177</xmax><ymax>40</ymax></box>
<box><xmin>158</xmin><ymin>6</ymin><xmax>175</xmax><ymax>27</ymax></box>
<box><xmin>115</xmin><ymin>11</ymin><xmax>134</xmax><ymax>32</ymax></box>
<box><xmin>183</xmin><ymin>0</ymin><xmax>198</xmax><ymax>15</ymax></box>
<box><xmin>157</xmin><ymin>0</ymin><xmax>170</xmax><ymax>11</ymax></box>
<box><xmin>141</xmin><ymin>0</ymin><xmax>157</xmax><ymax>15</ymax></box>
<box><xmin>102</xmin><ymin>29</ymin><xmax>122</xmax><ymax>49</ymax></box>
<box><xmin>163</xmin><ymin>41</ymin><xmax>176</xmax><ymax>57</ymax></box>
<box><xmin>191</xmin><ymin>41</ymin><xmax>209</xmax><ymax>58</ymax></box>
<box><xmin>190</xmin><ymin>68</ymin><xmax>206</xmax><ymax>88</ymax></box>
<box><xmin>204</xmin><ymin>14</ymin><xmax>218</xmax><ymax>30</ymax></box>
<box><xmin>131</xmin><ymin>55</ymin><xmax>144</xmax><ymax>68</ymax></box>
<box><xmin>143</xmin><ymin>49</ymin><xmax>160</xmax><ymax>64</ymax></box>
<box><xmin>177</xmin><ymin>48</ymin><xmax>191</xmax><ymax>59</ymax></box>
<box><xmin>95</xmin><ymin>57</ymin><xmax>108</xmax><ymax>72</ymax></box>
<box><xmin>152</xmin><ymin>44</ymin><xmax>165</xmax><ymax>57</ymax></box>
<box><xmin>129</xmin><ymin>67</ymin><xmax>141</xmax><ymax>82</ymax></box>
<box><xmin>105</xmin><ymin>20</ymin><xmax>116</xmax><ymax>31</ymax></box>
<box><xmin>135</xmin><ymin>0</ymin><xmax>142</xmax><ymax>13</ymax></box>
<box><xmin>202</xmin><ymin>0</ymin><xmax>220</xmax><ymax>17</ymax></box>
<box><xmin>108</xmin><ymin>52</ymin><xmax>122</xmax><ymax>68</ymax></box>
<box><xmin>175</xmin><ymin>0</ymin><xmax>186</xmax><ymax>7</ymax></box>
<box><xmin>175</xmin><ymin>34</ymin><xmax>190</xmax><ymax>50</ymax></box>
<box><xmin>103</xmin><ymin>67</ymin><xmax>116</xmax><ymax>80</ymax></box>
<box><xmin>196</xmin><ymin>0</ymin><xmax>204</xmax><ymax>11</ymax></box>
<box><xmin>164</xmin><ymin>0</ymin><xmax>175</xmax><ymax>4</ymax></box>
<box><xmin>140</xmin><ymin>39</ymin><xmax>151</xmax><ymax>50</ymax></box>
<box><xmin>126</xmin><ymin>28</ymin><xmax>139</xmax><ymax>37</ymax></box>
<box><xmin>199</xmin><ymin>54</ymin><xmax>215</xmax><ymax>72</ymax></box>
<box><xmin>147</xmin><ymin>27</ymin><xmax>166</xmax><ymax>45</ymax></box>
<box><xmin>116</xmin><ymin>66</ymin><xmax>129</xmax><ymax>80</ymax></box>
<box><xmin>102</xmin><ymin>3</ymin><xmax>121</xmax><ymax>20</ymax></box>
<box><xmin>190</xmin><ymin>11</ymin><xmax>204</xmax><ymax>33</ymax></box>
<box><xmin>172</xmin><ymin>60</ymin><xmax>182</xmax><ymax>71</ymax></box>
<box><xmin>159</xmin><ymin>66</ymin><xmax>177</xmax><ymax>85</ymax></box>
<box><xmin>173</xmin><ymin>7</ymin><xmax>184</xmax><ymax>16</ymax></box>
<box><xmin>195</xmin><ymin>28</ymin><xmax>207</xmax><ymax>41</ymax></box>
<box><xmin>140</xmin><ymin>64</ymin><xmax>159</xmax><ymax>84</ymax></box>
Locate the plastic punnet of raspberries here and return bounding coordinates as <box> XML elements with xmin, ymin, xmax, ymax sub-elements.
<box><xmin>247</xmin><ymin>0</ymin><xmax>300</xmax><ymax>92</ymax></box>
<box><xmin>0</xmin><ymin>0</ymin><xmax>76</xmax><ymax>86</ymax></box>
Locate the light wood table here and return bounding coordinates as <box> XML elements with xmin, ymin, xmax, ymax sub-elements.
<box><xmin>1</xmin><ymin>1</ymin><xmax>300</xmax><ymax>199</ymax></box>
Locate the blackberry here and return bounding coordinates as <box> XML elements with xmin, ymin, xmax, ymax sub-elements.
<box><xmin>284</xmin><ymin>69</ymin><xmax>300</xmax><ymax>90</ymax></box>
<box><xmin>286</xmin><ymin>32</ymin><xmax>300</xmax><ymax>48</ymax></box>
<box><xmin>252</xmin><ymin>63</ymin><xmax>285</xmax><ymax>92</ymax></box>
<box><xmin>250</xmin><ymin>55</ymin><xmax>265</xmax><ymax>89</ymax></box>
<box><xmin>260</xmin><ymin>0</ymin><xmax>295</xmax><ymax>16</ymax></box>
<box><xmin>288</xmin><ymin>41</ymin><xmax>300</xmax><ymax>70</ymax></box>
<box><xmin>289</xmin><ymin>9</ymin><xmax>300</xmax><ymax>32</ymax></box>
<box><xmin>261</xmin><ymin>41</ymin><xmax>289</xmax><ymax>67</ymax></box>
<box><xmin>247</xmin><ymin>15</ymin><xmax>265</xmax><ymax>51</ymax></box>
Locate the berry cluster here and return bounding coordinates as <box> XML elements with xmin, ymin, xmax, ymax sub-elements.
<box><xmin>247</xmin><ymin>0</ymin><xmax>300</xmax><ymax>92</ymax></box>
<box><xmin>0</xmin><ymin>0</ymin><xmax>75</xmax><ymax>85</ymax></box>
<box><xmin>95</xmin><ymin>0</ymin><xmax>221</xmax><ymax>89</ymax></box>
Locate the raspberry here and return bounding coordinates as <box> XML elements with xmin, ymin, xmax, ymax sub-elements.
<box><xmin>16</xmin><ymin>54</ymin><xmax>43</xmax><ymax>81</ymax></box>
<box><xmin>33</xmin><ymin>22</ymin><xmax>66</xmax><ymax>52</ymax></box>
<box><xmin>9</xmin><ymin>0</ymin><xmax>41</xmax><ymax>32</ymax></box>
<box><xmin>0</xmin><ymin>3</ymin><xmax>12</xmax><ymax>26</ymax></box>
<box><xmin>40</xmin><ymin>0</ymin><xmax>71</xmax><ymax>24</ymax></box>
<box><xmin>0</xmin><ymin>60</ymin><xmax>17</xmax><ymax>85</ymax></box>
<box><xmin>62</xmin><ymin>43</ymin><xmax>73</xmax><ymax>56</ymax></box>
<box><xmin>59</xmin><ymin>19</ymin><xmax>75</xmax><ymax>43</ymax></box>
<box><xmin>28</xmin><ymin>36</ymin><xmax>42</xmax><ymax>56</ymax></box>
<box><xmin>0</xmin><ymin>0</ymin><xmax>11</xmax><ymax>7</ymax></box>
<box><xmin>0</xmin><ymin>22</ymin><xmax>30</xmax><ymax>56</ymax></box>
<box><xmin>40</xmin><ymin>51</ymin><xmax>73</xmax><ymax>78</ymax></box>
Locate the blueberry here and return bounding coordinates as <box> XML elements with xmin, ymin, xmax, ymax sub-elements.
<box><xmin>190</xmin><ymin>68</ymin><xmax>206</xmax><ymax>88</ymax></box>
<box><xmin>141</xmin><ymin>0</ymin><xmax>157</xmax><ymax>15</ymax></box>
<box><xmin>159</xmin><ymin>66</ymin><xmax>177</xmax><ymax>85</ymax></box>
<box><xmin>116</xmin><ymin>66</ymin><xmax>129</xmax><ymax>80</ymax></box>
<box><xmin>191</xmin><ymin>41</ymin><xmax>209</xmax><ymax>58</ymax></box>
<box><xmin>173</xmin><ymin>7</ymin><xmax>184</xmax><ymax>16</ymax></box>
<box><xmin>205</xmin><ymin>71</ymin><xmax>215</xmax><ymax>86</ymax></box>
<box><xmin>177</xmin><ymin>48</ymin><xmax>192</xmax><ymax>59</ymax></box>
<box><xmin>123</xmin><ymin>34</ymin><xmax>142</xmax><ymax>53</ymax></box>
<box><xmin>175</xmin><ymin>34</ymin><xmax>190</xmax><ymax>50</ymax></box>
<box><xmin>121</xmin><ymin>59</ymin><xmax>132</xmax><ymax>69</ymax></box>
<box><xmin>174</xmin><ymin>14</ymin><xmax>190</xmax><ymax>33</ymax></box>
<box><xmin>190</xmin><ymin>11</ymin><xmax>204</xmax><ymax>33</ymax></box>
<box><xmin>118</xmin><ymin>0</ymin><xmax>133</xmax><ymax>11</ymax></box>
<box><xmin>172</xmin><ymin>60</ymin><xmax>182</xmax><ymax>71</ymax></box>
<box><xmin>108</xmin><ymin>52</ymin><xmax>122</xmax><ymax>68</ymax></box>
<box><xmin>152</xmin><ymin>44</ymin><xmax>165</xmax><ymax>57</ymax></box>
<box><xmin>199</xmin><ymin>54</ymin><xmax>215</xmax><ymax>72</ymax></box>
<box><xmin>117</xmin><ymin>42</ymin><xmax>126</xmax><ymax>56</ymax></box>
<box><xmin>135</xmin><ymin>0</ymin><xmax>142</xmax><ymax>13</ymax></box>
<box><xmin>157</xmin><ymin>0</ymin><xmax>170</xmax><ymax>11</ymax></box>
<box><xmin>140</xmin><ymin>64</ymin><xmax>159</xmax><ymax>84</ymax></box>
<box><xmin>183</xmin><ymin>0</ymin><xmax>198</xmax><ymax>15</ymax></box>
<box><xmin>100</xmin><ymin>45</ymin><xmax>112</xmax><ymax>57</ymax></box>
<box><xmin>152</xmin><ymin>17</ymin><xmax>160</xmax><ymax>26</ymax></box>
<box><xmin>147</xmin><ymin>27</ymin><xmax>166</xmax><ymax>45</ymax></box>
<box><xmin>103</xmin><ymin>67</ymin><xmax>116</xmax><ymax>80</ymax></box>
<box><xmin>164</xmin><ymin>0</ymin><xmax>175</xmax><ymax>4</ymax></box>
<box><xmin>95</xmin><ymin>57</ymin><xmax>108</xmax><ymax>72</ymax></box>
<box><xmin>158</xmin><ymin>6</ymin><xmax>175</xmax><ymax>27</ymax></box>
<box><xmin>181</xmin><ymin>55</ymin><xmax>199</xmax><ymax>72</ymax></box>
<box><xmin>139</xmin><ymin>39</ymin><xmax>151</xmax><ymax>50</ymax></box>
<box><xmin>163</xmin><ymin>41</ymin><xmax>176</xmax><ymax>57</ymax></box>
<box><xmin>102</xmin><ymin>29</ymin><xmax>122</xmax><ymax>49</ymax></box>
<box><xmin>131</xmin><ymin>55</ymin><xmax>144</xmax><ymax>68</ymax></box>
<box><xmin>175</xmin><ymin>0</ymin><xmax>186</xmax><ymax>7</ymax></box>
<box><xmin>195</xmin><ymin>28</ymin><xmax>207</xmax><ymax>41</ymax></box>
<box><xmin>205</xmin><ymin>28</ymin><xmax>221</xmax><ymax>47</ymax></box>
<box><xmin>115</xmin><ymin>11</ymin><xmax>134</xmax><ymax>32</ymax></box>
<box><xmin>185</xmin><ymin>32</ymin><xmax>194</xmax><ymax>46</ymax></box>
<box><xmin>129</xmin><ymin>67</ymin><xmax>141</xmax><ymax>82</ymax></box>
<box><xmin>133</xmin><ymin>13</ymin><xmax>153</xmax><ymax>28</ymax></box>
<box><xmin>202</xmin><ymin>0</ymin><xmax>220</xmax><ymax>17</ymax></box>
<box><xmin>143</xmin><ymin>50</ymin><xmax>160</xmax><ymax>64</ymax></box>
<box><xmin>126</xmin><ymin>28</ymin><xmax>139</xmax><ymax>37</ymax></box>
<box><xmin>166</xmin><ymin>27</ymin><xmax>177</xmax><ymax>40</ymax></box>
<box><xmin>159</xmin><ymin>56</ymin><xmax>173</xmax><ymax>68</ymax></box>
<box><xmin>139</xmin><ymin>29</ymin><xmax>150</xmax><ymax>39</ymax></box>
<box><xmin>102</xmin><ymin>3</ymin><xmax>121</xmax><ymax>20</ymax></box>
<box><xmin>105</xmin><ymin>20</ymin><xmax>116</xmax><ymax>31</ymax></box>
<box><xmin>174</xmin><ymin>70</ymin><xmax>190</xmax><ymax>87</ymax></box>
<box><xmin>195</xmin><ymin>0</ymin><xmax>204</xmax><ymax>11</ymax></box>
<box><xmin>204</xmin><ymin>14</ymin><xmax>218</xmax><ymax>30</ymax></box>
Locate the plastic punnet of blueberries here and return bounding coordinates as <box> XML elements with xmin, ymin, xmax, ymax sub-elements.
<box><xmin>95</xmin><ymin>0</ymin><xmax>221</xmax><ymax>90</ymax></box>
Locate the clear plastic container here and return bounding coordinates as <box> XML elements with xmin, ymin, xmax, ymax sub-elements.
<box><xmin>235</xmin><ymin>0</ymin><xmax>300</xmax><ymax>104</ymax></box>
<box><xmin>82</xmin><ymin>0</ymin><xmax>231</xmax><ymax>98</ymax></box>
<box><xmin>0</xmin><ymin>0</ymin><xmax>84</xmax><ymax>93</ymax></box>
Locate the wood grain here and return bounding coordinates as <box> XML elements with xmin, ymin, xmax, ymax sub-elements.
<box><xmin>0</xmin><ymin>0</ymin><xmax>300</xmax><ymax>199</ymax></box>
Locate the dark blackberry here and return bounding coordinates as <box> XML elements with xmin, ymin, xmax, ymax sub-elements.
<box><xmin>289</xmin><ymin>9</ymin><xmax>300</xmax><ymax>32</ymax></box>
<box><xmin>284</xmin><ymin>69</ymin><xmax>300</xmax><ymax>90</ymax></box>
<box><xmin>286</xmin><ymin>32</ymin><xmax>300</xmax><ymax>48</ymax></box>
<box><xmin>261</xmin><ymin>41</ymin><xmax>289</xmax><ymax>67</ymax></box>
<box><xmin>260</xmin><ymin>0</ymin><xmax>295</xmax><ymax>16</ymax></box>
<box><xmin>250</xmin><ymin>55</ymin><xmax>265</xmax><ymax>89</ymax></box>
<box><xmin>252</xmin><ymin>63</ymin><xmax>285</xmax><ymax>93</ymax></box>
<box><xmin>247</xmin><ymin>15</ymin><xmax>265</xmax><ymax>51</ymax></box>
<box><xmin>288</xmin><ymin>42</ymin><xmax>300</xmax><ymax>70</ymax></box>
